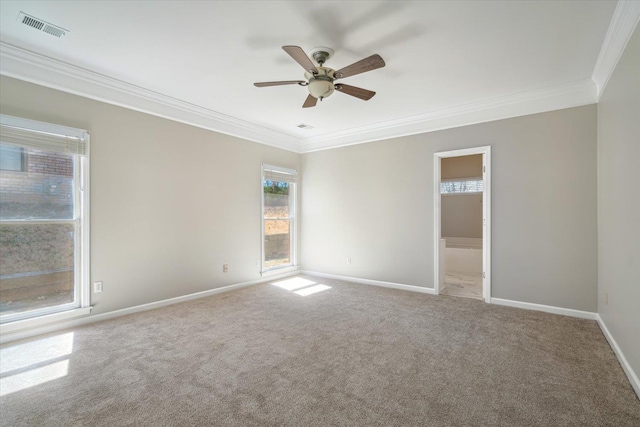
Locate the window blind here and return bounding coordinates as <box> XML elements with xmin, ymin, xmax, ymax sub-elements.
<box><xmin>263</xmin><ymin>165</ymin><xmax>297</xmax><ymax>183</ymax></box>
<box><xmin>0</xmin><ymin>124</ymin><xmax>87</xmax><ymax>156</ymax></box>
<box><xmin>441</xmin><ymin>179</ymin><xmax>484</xmax><ymax>194</ymax></box>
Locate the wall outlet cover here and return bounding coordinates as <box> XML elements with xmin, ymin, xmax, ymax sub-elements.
<box><xmin>94</xmin><ymin>281</ymin><xmax>103</xmax><ymax>293</ymax></box>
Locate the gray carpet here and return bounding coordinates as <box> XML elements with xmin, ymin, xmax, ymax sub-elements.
<box><xmin>1</xmin><ymin>274</ymin><xmax>639</xmax><ymax>426</ymax></box>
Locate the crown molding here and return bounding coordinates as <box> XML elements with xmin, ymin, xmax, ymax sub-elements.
<box><xmin>299</xmin><ymin>78</ymin><xmax>596</xmax><ymax>153</ymax></box>
<box><xmin>0</xmin><ymin>42</ymin><xmax>302</xmax><ymax>153</ymax></box>
<box><xmin>1</xmin><ymin>42</ymin><xmax>599</xmax><ymax>155</ymax></box>
<box><xmin>592</xmin><ymin>1</ymin><xmax>640</xmax><ymax>100</ymax></box>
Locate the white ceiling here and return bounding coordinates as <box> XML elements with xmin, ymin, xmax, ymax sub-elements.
<box><xmin>0</xmin><ymin>1</ymin><xmax>624</xmax><ymax>152</ymax></box>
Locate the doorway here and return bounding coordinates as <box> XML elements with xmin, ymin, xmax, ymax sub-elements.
<box><xmin>434</xmin><ymin>146</ymin><xmax>491</xmax><ymax>302</ymax></box>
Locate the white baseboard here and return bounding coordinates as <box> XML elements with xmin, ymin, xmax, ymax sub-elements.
<box><xmin>489</xmin><ymin>298</ymin><xmax>597</xmax><ymax>320</ymax></box>
<box><xmin>596</xmin><ymin>314</ymin><xmax>640</xmax><ymax>399</ymax></box>
<box><xmin>302</xmin><ymin>270</ymin><xmax>435</xmax><ymax>295</ymax></box>
<box><xmin>0</xmin><ymin>269</ymin><xmax>298</xmax><ymax>344</ymax></box>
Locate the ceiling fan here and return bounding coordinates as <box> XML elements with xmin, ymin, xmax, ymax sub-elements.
<box><xmin>254</xmin><ymin>46</ymin><xmax>385</xmax><ymax>108</ymax></box>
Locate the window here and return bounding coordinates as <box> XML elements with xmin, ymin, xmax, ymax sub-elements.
<box><xmin>0</xmin><ymin>115</ymin><xmax>90</xmax><ymax>325</ymax></box>
<box><xmin>262</xmin><ymin>164</ymin><xmax>297</xmax><ymax>273</ymax></box>
<box><xmin>440</xmin><ymin>178</ymin><xmax>483</xmax><ymax>194</ymax></box>
<box><xmin>0</xmin><ymin>144</ymin><xmax>25</xmax><ymax>171</ymax></box>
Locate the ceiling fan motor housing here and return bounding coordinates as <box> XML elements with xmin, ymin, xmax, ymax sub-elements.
<box><xmin>305</xmin><ymin>67</ymin><xmax>336</xmax><ymax>100</ymax></box>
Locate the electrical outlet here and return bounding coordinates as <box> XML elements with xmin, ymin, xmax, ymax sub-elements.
<box><xmin>604</xmin><ymin>292</ymin><xmax>608</xmax><ymax>305</ymax></box>
<box><xmin>255</xmin><ymin>259</ymin><xmax>260</xmax><ymax>268</ymax></box>
<box><xmin>223</xmin><ymin>264</ymin><xmax>228</xmax><ymax>273</ymax></box>
<box><xmin>94</xmin><ymin>281</ymin><xmax>103</xmax><ymax>293</ymax></box>
<box><xmin>347</xmin><ymin>257</ymin><xmax>351</xmax><ymax>264</ymax></box>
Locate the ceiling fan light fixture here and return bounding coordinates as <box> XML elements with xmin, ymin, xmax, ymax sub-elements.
<box><xmin>308</xmin><ymin>79</ymin><xmax>334</xmax><ymax>99</ymax></box>
<box><xmin>254</xmin><ymin>45</ymin><xmax>385</xmax><ymax>107</ymax></box>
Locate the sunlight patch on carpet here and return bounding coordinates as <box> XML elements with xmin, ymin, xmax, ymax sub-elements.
<box><xmin>271</xmin><ymin>277</ymin><xmax>332</xmax><ymax>296</ymax></box>
<box><xmin>0</xmin><ymin>332</ymin><xmax>74</xmax><ymax>374</ymax></box>
<box><xmin>294</xmin><ymin>284</ymin><xmax>331</xmax><ymax>296</ymax></box>
<box><xmin>0</xmin><ymin>332</ymin><xmax>74</xmax><ymax>396</ymax></box>
<box><xmin>272</xmin><ymin>277</ymin><xmax>316</xmax><ymax>291</ymax></box>
<box><xmin>1</xmin><ymin>359</ymin><xmax>69</xmax><ymax>396</ymax></box>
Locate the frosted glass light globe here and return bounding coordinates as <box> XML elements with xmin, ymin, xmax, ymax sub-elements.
<box><xmin>308</xmin><ymin>79</ymin><xmax>334</xmax><ymax>99</ymax></box>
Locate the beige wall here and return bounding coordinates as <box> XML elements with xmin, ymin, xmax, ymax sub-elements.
<box><xmin>441</xmin><ymin>154</ymin><xmax>482</xmax><ymax>179</ymax></box>
<box><xmin>0</xmin><ymin>76</ymin><xmax>300</xmax><ymax>316</ymax></box>
<box><xmin>597</xmin><ymin>26</ymin><xmax>640</xmax><ymax>382</ymax></box>
<box><xmin>301</xmin><ymin>104</ymin><xmax>598</xmax><ymax>311</ymax></box>
<box><xmin>0</xmin><ymin>75</ymin><xmax>601</xmax><ymax>317</ymax></box>
<box><xmin>441</xmin><ymin>194</ymin><xmax>483</xmax><ymax>238</ymax></box>
<box><xmin>441</xmin><ymin>154</ymin><xmax>483</xmax><ymax>238</ymax></box>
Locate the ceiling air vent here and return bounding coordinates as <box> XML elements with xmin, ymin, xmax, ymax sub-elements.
<box><xmin>18</xmin><ymin>12</ymin><xmax>68</xmax><ymax>38</ymax></box>
<box><xmin>297</xmin><ymin>124</ymin><xmax>314</xmax><ymax>130</ymax></box>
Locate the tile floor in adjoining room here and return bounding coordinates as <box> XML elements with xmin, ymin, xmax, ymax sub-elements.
<box><xmin>441</xmin><ymin>271</ymin><xmax>483</xmax><ymax>300</ymax></box>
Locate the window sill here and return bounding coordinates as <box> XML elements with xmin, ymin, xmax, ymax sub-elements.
<box><xmin>441</xmin><ymin>192</ymin><xmax>483</xmax><ymax>196</ymax></box>
<box><xmin>261</xmin><ymin>265</ymin><xmax>299</xmax><ymax>278</ymax></box>
<box><xmin>0</xmin><ymin>306</ymin><xmax>92</xmax><ymax>335</ymax></box>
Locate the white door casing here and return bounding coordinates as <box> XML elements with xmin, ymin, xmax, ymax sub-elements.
<box><xmin>433</xmin><ymin>146</ymin><xmax>491</xmax><ymax>302</ymax></box>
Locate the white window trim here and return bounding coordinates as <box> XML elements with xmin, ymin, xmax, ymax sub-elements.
<box><xmin>261</xmin><ymin>265</ymin><xmax>299</xmax><ymax>277</ymax></box>
<box><xmin>0</xmin><ymin>114</ymin><xmax>91</xmax><ymax>328</ymax></box>
<box><xmin>441</xmin><ymin>192</ymin><xmax>483</xmax><ymax>197</ymax></box>
<box><xmin>261</xmin><ymin>164</ymin><xmax>298</xmax><ymax>275</ymax></box>
<box><xmin>0</xmin><ymin>307</ymin><xmax>92</xmax><ymax>335</ymax></box>
<box><xmin>440</xmin><ymin>176</ymin><xmax>483</xmax><ymax>182</ymax></box>
<box><xmin>0</xmin><ymin>115</ymin><xmax>87</xmax><ymax>140</ymax></box>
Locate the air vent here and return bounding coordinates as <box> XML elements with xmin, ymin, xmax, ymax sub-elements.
<box><xmin>297</xmin><ymin>124</ymin><xmax>314</xmax><ymax>130</ymax></box>
<box><xmin>18</xmin><ymin>12</ymin><xmax>68</xmax><ymax>38</ymax></box>
<box><xmin>42</xmin><ymin>25</ymin><xmax>65</xmax><ymax>38</ymax></box>
<box><xmin>22</xmin><ymin>15</ymin><xmax>44</xmax><ymax>30</ymax></box>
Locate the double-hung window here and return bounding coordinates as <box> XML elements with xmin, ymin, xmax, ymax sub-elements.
<box><xmin>261</xmin><ymin>164</ymin><xmax>297</xmax><ymax>274</ymax></box>
<box><xmin>0</xmin><ymin>115</ymin><xmax>90</xmax><ymax>326</ymax></box>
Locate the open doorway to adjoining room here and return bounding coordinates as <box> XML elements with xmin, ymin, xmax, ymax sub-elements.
<box><xmin>434</xmin><ymin>147</ymin><xmax>491</xmax><ymax>302</ymax></box>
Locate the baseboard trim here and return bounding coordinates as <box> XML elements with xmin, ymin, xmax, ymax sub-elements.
<box><xmin>490</xmin><ymin>298</ymin><xmax>597</xmax><ymax>320</ymax></box>
<box><xmin>596</xmin><ymin>314</ymin><xmax>640</xmax><ymax>399</ymax></box>
<box><xmin>0</xmin><ymin>269</ymin><xmax>298</xmax><ymax>344</ymax></box>
<box><xmin>302</xmin><ymin>271</ymin><xmax>435</xmax><ymax>295</ymax></box>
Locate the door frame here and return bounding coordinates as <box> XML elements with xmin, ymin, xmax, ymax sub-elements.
<box><xmin>433</xmin><ymin>146</ymin><xmax>491</xmax><ymax>303</ymax></box>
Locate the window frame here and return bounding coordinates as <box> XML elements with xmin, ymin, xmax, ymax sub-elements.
<box><xmin>261</xmin><ymin>164</ymin><xmax>297</xmax><ymax>276</ymax></box>
<box><xmin>0</xmin><ymin>114</ymin><xmax>91</xmax><ymax>328</ymax></box>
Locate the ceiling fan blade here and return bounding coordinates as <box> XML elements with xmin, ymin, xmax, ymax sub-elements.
<box><xmin>335</xmin><ymin>84</ymin><xmax>376</xmax><ymax>101</ymax></box>
<box><xmin>302</xmin><ymin>94</ymin><xmax>317</xmax><ymax>108</ymax></box>
<box><xmin>334</xmin><ymin>54</ymin><xmax>385</xmax><ymax>79</ymax></box>
<box><xmin>283</xmin><ymin>46</ymin><xmax>319</xmax><ymax>74</ymax></box>
<box><xmin>254</xmin><ymin>81</ymin><xmax>305</xmax><ymax>87</ymax></box>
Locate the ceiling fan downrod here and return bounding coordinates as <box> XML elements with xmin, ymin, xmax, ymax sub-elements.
<box><xmin>312</xmin><ymin>50</ymin><xmax>331</xmax><ymax>66</ymax></box>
